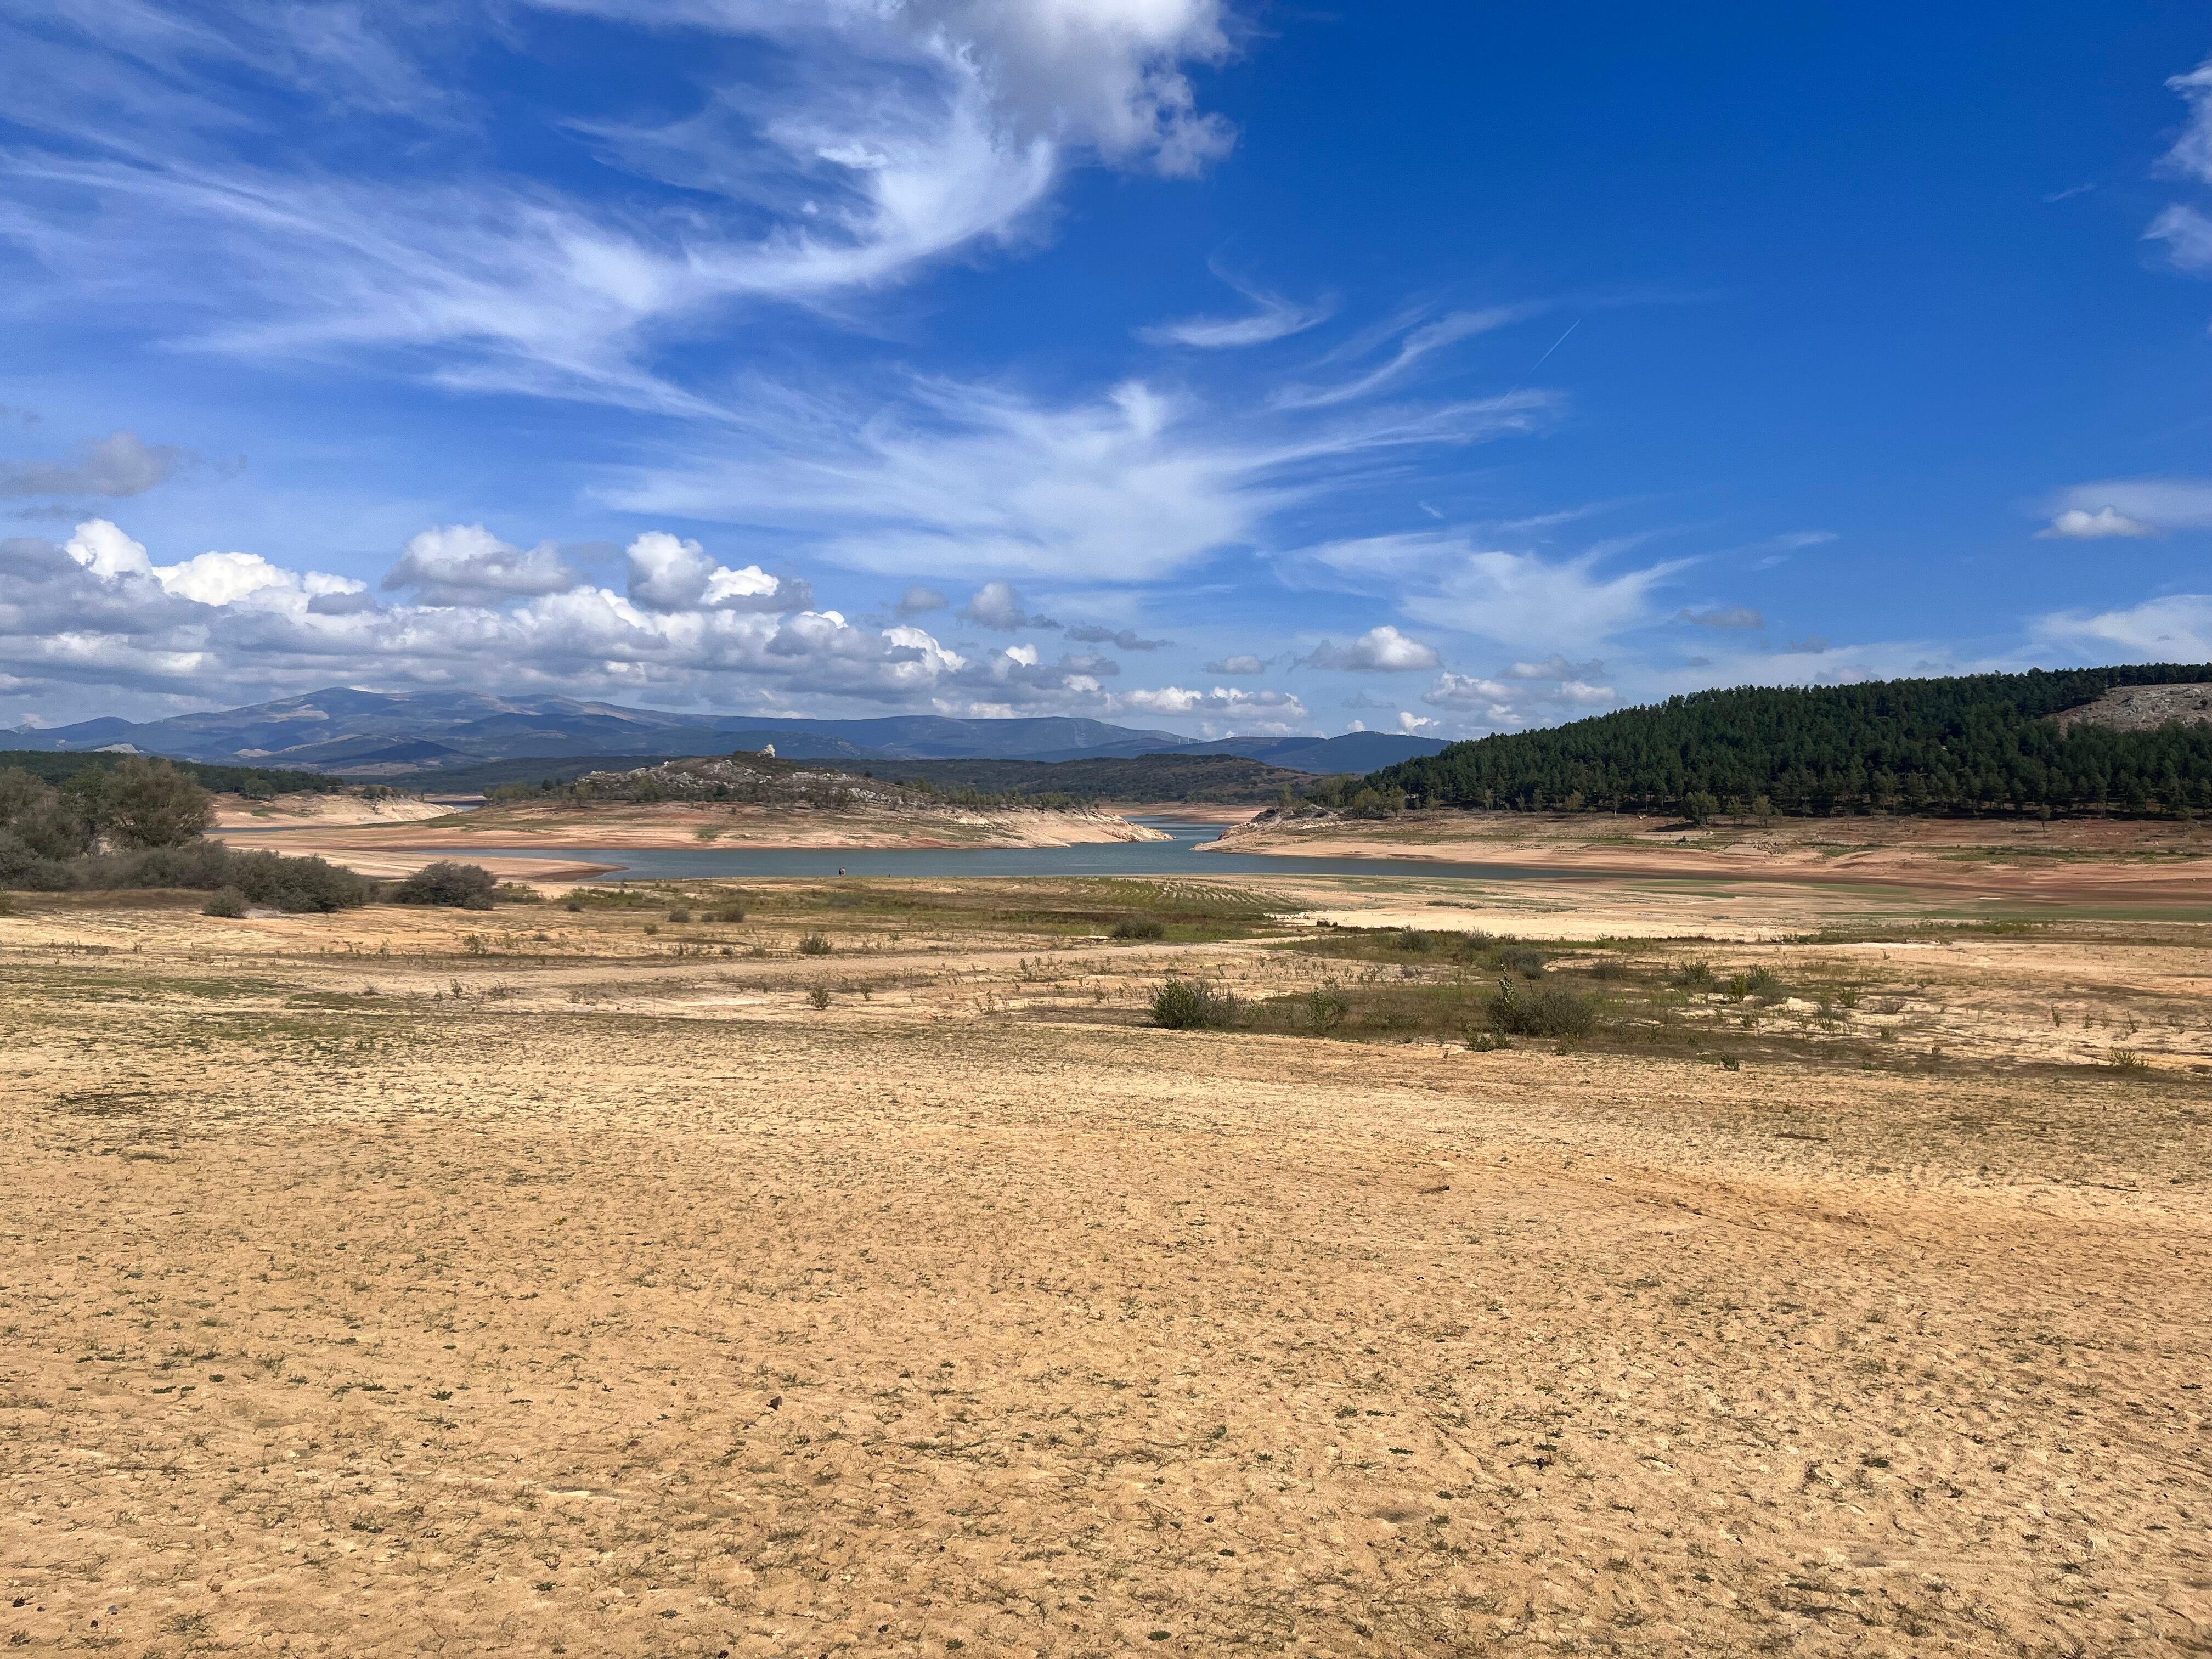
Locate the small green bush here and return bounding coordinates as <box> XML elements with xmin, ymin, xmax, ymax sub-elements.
<box><xmin>668</xmin><ymin>907</ymin><xmax>693</xmax><ymax>923</ymax></box>
<box><xmin>806</xmin><ymin>985</ymin><xmax>832</xmax><ymax>1009</ymax></box>
<box><xmin>1498</xmin><ymin>944</ymin><xmax>1548</xmax><ymax>979</ymax></box>
<box><xmin>1113</xmin><ymin>915</ymin><xmax>1166</xmax><ymax>940</ymax></box>
<box><xmin>798</xmin><ymin>932</ymin><xmax>832</xmax><ymax>955</ymax></box>
<box><xmin>202</xmin><ymin>888</ymin><xmax>247</xmax><ymax>918</ymax></box>
<box><xmin>1486</xmin><ymin>977</ymin><xmax>1598</xmax><ymax>1039</ymax></box>
<box><xmin>1673</xmin><ymin>959</ymin><xmax>1713</xmax><ymax>988</ymax></box>
<box><xmin>389</xmin><ymin>861</ymin><xmax>496</xmax><ymax>910</ymax></box>
<box><xmin>1305</xmin><ymin>985</ymin><xmax>1348</xmax><ymax>1034</ymax></box>
<box><xmin>710</xmin><ymin>905</ymin><xmax>746</xmax><ymax>923</ymax></box>
<box><xmin>1153</xmin><ymin>977</ymin><xmax>1239</xmax><ymax>1030</ymax></box>
<box><xmin>495</xmin><ymin>882</ymin><xmax>544</xmax><ymax>904</ymax></box>
<box><xmin>1391</xmin><ymin>928</ymin><xmax>1435</xmax><ymax>953</ymax></box>
<box><xmin>1745</xmin><ymin>966</ymin><xmax>1788</xmax><ymax>1003</ymax></box>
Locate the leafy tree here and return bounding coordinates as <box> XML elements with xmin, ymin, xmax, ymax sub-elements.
<box><xmin>0</xmin><ymin>767</ymin><xmax>95</xmax><ymax>865</ymax></box>
<box><xmin>72</xmin><ymin>757</ymin><xmax>215</xmax><ymax>848</ymax></box>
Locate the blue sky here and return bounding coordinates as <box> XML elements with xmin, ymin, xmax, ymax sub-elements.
<box><xmin>4</xmin><ymin>1</ymin><xmax>2212</xmax><ymax>738</ymax></box>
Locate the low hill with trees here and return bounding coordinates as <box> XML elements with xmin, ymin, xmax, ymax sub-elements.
<box><xmin>378</xmin><ymin>749</ymin><xmax>1336</xmax><ymax>804</ymax></box>
<box><xmin>838</xmin><ymin>752</ymin><xmax>1336</xmax><ymax>804</ymax></box>
<box><xmin>1369</xmin><ymin>664</ymin><xmax>2212</xmax><ymax>820</ymax></box>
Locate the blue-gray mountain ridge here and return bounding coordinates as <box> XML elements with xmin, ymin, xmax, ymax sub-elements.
<box><xmin>4</xmin><ymin>689</ymin><xmax>1446</xmax><ymax>777</ymax></box>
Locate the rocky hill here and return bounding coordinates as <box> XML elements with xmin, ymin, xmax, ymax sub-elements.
<box><xmin>2045</xmin><ymin>682</ymin><xmax>2212</xmax><ymax>734</ymax></box>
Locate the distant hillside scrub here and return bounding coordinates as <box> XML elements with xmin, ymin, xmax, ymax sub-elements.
<box><xmin>490</xmin><ymin>754</ymin><xmax>1090</xmax><ymax>814</ymax></box>
<box><xmin>1371</xmin><ymin>665</ymin><xmax>2212</xmax><ymax>819</ymax></box>
<box><xmin>838</xmin><ymin>752</ymin><xmax>1340</xmax><ymax>804</ymax></box>
<box><xmin>0</xmin><ymin>751</ymin><xmax>337</xmax><ymax>799</ymax></box>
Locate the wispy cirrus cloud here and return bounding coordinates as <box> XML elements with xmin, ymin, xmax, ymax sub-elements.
<box><xmin>2146</xmin><ymin>58</ymin><xmax>2212</xmax><ymax>279</ymax></box>
<box><xmin>1268</xmin><ymin>303</ymin><xmax>1549</xmax><ymax>411</ymax></box>
<box><xmin>1677</xmin><ymin>603</ymin><xmax>1763</xmax><ymax>628</ymax></box>
<box><xmin>1137</xmin><ymin>266</ymin><xmax>1333</xmax><ymax>348</ymax></box>
<box><xmin>599</xmin><ymin>374</ymin><xmax>1554</xmax><ymax>582</ymax></box>
<box><xmin>1288</xmin><ymin>530</ymin><xmax>1686</xmax><ymax>652</ymax></box>
<box><xmin>2032</xmin><ymin>593</ymin><xmax>2212</xmax><ymax>660</ymax></box>
<box><xmin>0</xmin><ymin>0</ymin><xmax>1240</xmax><ymax>412</ymax></box>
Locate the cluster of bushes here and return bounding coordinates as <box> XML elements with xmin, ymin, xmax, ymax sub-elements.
<box><xmin>8</xmin><ymin>838</ymin><xmax>375</xmax><ymax>912</ymax></box>
<box><xmin>389</xmin><ymin>861</ymin><xmax>496</xmax><ymax>910</ymax></box>
<box><xmin>0</xmin><ymin>764</ymin><xmax>511</xmax><ymax>915</ymax></box>
<box><xmin>0</xmin><ymin>757</ymin><xmax>216</xmax><ymax>882</ymax></box>
<box><xmin>1151</xmin><ymin>924</ymin><xmax>1607</xmax><ymax>1044</ymax></box>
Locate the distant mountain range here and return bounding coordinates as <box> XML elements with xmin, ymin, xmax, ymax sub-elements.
<box><xmin>3</xmin><ymin>688</ymin><xmax>1448</xmax><ymax>777</ymax></box>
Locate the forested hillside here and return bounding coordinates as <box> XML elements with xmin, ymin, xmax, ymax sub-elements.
<box><xmin>1370</xmin><ymin>665</ymin><xmax>2212</xmax><ymax>817</ymax></box>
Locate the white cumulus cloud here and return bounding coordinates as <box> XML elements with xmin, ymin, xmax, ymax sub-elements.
<box><xmin>624</xmin><ymin>531</ymin><xmax>794</xmax><ymax>611</ymax></box>
<box><xmin>2038</xmin><ymin>506</ymin><xmax>2163</xmax><ymax>540</ymax></box>
<box><xmin>1300</xmin><ymin>624</ymin><xmax>1441</xmax><ymax>672</ymax></box>
<box><xmin>960</xmin><ymin>580</ymin><xmax>1059</xmax><ymax>630</ymax></box>
<box><xmin>1117</xmin><ymin>684</ymin><xmax>1307</xmax><ymax>727</ymax></box>
<box><xmin>384</xmin><ymin>525</ymin><xmax>579</xmax><ymax>605</ymax></box>
<box><xmin>2045</xmin><ymin>479</ymin><xmax>2212</xmax><ymax>536</ymax></box>
<box><xmin>9</xmin><ymin>518</ymin><xmax>1204</xmax><ymax>719</ymax></box>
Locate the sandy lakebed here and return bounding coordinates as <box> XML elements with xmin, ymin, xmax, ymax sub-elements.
<box><xmin>3</xmin><ymin>834</ymin><xmax>2210</xmax><ymax>1656</ymax></box>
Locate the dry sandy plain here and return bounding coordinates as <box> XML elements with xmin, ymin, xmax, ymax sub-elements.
<box><xmin>4</xmin><ymin>844</ymin><xmax>2211</xmax><ymax>1658</ymax></box>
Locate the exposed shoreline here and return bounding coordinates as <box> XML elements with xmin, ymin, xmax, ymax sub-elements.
<box><xmin>1199</xmin><ymin>807</ymin><xmax>2212</xmax><ymax>907</ymax></box>
<box><xmin>210</xmin><ymin>797</ymin><xmax>1172</xmax><ymax>881</ymax></box>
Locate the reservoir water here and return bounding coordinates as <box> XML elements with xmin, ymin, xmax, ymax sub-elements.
<box><xmin>419</xmin><ymin>820</ymin><xmax>1557</xmax><ymax>884</ymax></box>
